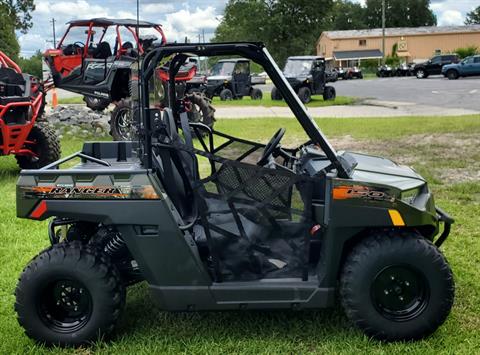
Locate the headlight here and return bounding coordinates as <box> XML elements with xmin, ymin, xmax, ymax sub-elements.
<box><xmin>224</xmin><ymin>79</ymin><xmax>229</xmax><ymax>84</ymax></box>
<box><xmin>400</xmin><ymin>188</ymin><xmax>420</xmax><ymax>204</ymax></box>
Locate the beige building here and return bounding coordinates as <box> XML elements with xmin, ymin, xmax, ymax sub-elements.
<box><xmin>317</xmin><ymin>25</ymin><xmax>480</xmax><ymax>67</ymax></box>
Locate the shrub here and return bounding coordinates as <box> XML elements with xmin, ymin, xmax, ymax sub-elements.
<box><xmin>454</xmin><ymin>46</ymin><xmax>478</xmax><ymax>59</ymax></box>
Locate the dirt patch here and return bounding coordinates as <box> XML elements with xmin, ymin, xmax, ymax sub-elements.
<box><xmin>330</xmin><ymin>133</ymin><xmax>480</xmax><ymax>184</ymax></box>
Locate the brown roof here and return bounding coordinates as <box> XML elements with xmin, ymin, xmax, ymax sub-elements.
<box><xmin>322</xmin><ymin>25</ymin><xmax>480</xmax><ymax>39</ymax></box>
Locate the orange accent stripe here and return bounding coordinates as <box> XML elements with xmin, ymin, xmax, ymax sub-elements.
<box><xmin>30</xmin><ymin>200</ymin><xmax>47</xmax><ymax>219</ymax></box>
<box><xmin>332</xmin><ymin>186</ymin><xmax>352</xmax><ymax>200</ymax></box>
<box><xmin>388</xmin><ymin>209</ymin><xmax>405</xmax><ymax>226</ymax></box>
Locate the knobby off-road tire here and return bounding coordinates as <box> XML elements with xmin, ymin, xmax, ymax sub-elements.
<box><xmin>15</xmin><ymin>241</ymin><xmax>126</xmax><ymax>347</ymax></box>
<box><xmin>297</xmin><ymin>87</ymin><xmax>312</xmax><ymax>104</ymax></box>
<box><xmin>185</xmin><ymin>91</ymin><xmax>216</xmax><ymax>129</ymax></box>
<box><xmin>250</xmin><ymin>88</ymin><xmax>263</xmax><ymax>100</ymax></box>
<box><xmin>340</xmin><ymin>231</ymin><xmax>454</xmax><ymax>341</ymax></box>
<box><xmin>109</xmin><ymin>99</ymin><xmax>134</xmax><ymax>141</ymax></box>
<box><xmin>219</xmin><ymin>88</ymin><xmax>233</xmax><ymax>101</ymax></box>
<box><xmin>323</xmin><ymin>86</ymin><xmax>336</xmax><ymax>101</ymax></box>
<box><xmin>16</xmin><ymin>123</ymin><xmax>61</xmax><ymax>169</ymax></box>
<box><xmin>271</xmin><ymin>87</ymin><xmax>282</xmax><ymax>100</ymax></box>
<box><xmin>84</xmin><ymin>95</ymin><xmax>111</xmax><ymax>112</ymax></box>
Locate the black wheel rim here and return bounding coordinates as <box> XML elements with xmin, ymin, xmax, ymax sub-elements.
<box><xmin>116</xmin><ymin>108</ymin><xmax>133</xmax><ymax>140</ymax></box>
<box><xmin>38</xmin><ymin>278</ymin><xmax>92</xmax><ymax>333</ymax></box>
<box><xmin>371</xmin><ymin>265</ymin><xmax>429</xmax><ymax>322</ymax></box>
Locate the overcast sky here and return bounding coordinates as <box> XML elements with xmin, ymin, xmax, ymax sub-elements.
<box><xmin>18</xmin><ymin>0</ymin><xmax>479</xmax><ymax>57</ymax></box>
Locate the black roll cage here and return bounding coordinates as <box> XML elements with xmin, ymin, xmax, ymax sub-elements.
<box><xmin>138</xmin><ymin>42</ymin><xmax>352</xmax><ymax>178</ymax></box>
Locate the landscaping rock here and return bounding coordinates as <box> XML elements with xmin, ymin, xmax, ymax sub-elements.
<box><xmin>43</xmin><ymin>105</ymin><xmax>111</xmax><ymax>139</ymax></box>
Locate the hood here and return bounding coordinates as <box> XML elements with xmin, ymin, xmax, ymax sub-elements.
<box><xmin>285</xmin><ymin>75</ymin><xmax>310</xmax><ymax>82</ymax></box>
<box><xmin>343</xmin><ymin>152</ymin><xmax>425</xmax><ymax>191</ymax></box>
<box><xmin>441</xmin><ymin>63</ymin><xmax>457</xmax><ymax>71</ymax></box>
<box><xmin>207</xmin><ymin>75</ymin><xmax>232</xmax><ymax>81</ymax></box>
<box><xmin>415</xmin><ymin>61</ymin><xmax>429</xmax><ymax>68</ymax></box>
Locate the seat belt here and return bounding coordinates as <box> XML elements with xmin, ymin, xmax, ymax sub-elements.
<box><xmin>179</xmin><ymin>112</ymin><xmax>193</xmax><ymax>150</ymax></box>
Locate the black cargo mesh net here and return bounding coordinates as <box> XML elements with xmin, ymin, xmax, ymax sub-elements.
<box><xmin>173</xmin><ymin>129</ymin><xmax>316</xmax><ymax>282</ymax></box>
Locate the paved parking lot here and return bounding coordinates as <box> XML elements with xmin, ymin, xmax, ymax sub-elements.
<box><xmin>332</xmin><ymin>76</ymin><xmax>480</xmax><ymax>111</ymax></box>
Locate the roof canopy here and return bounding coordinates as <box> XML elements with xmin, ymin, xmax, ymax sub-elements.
<box><xmin>288</xmin><ymin>55</ymin><xmax>325</xmax><ymax>60</ymax></box>
<box><xmin>333</xmin><ymin>49</ymin><xmax>383</xmax><ymax>60</ymax></box>
<box><xmin>67</xmin><ymin>18</ymin><xmax>159</xmax><ymax>27</ymax></box>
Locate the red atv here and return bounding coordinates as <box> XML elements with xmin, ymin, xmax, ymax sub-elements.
<box><xmin>43</xmin><ymin>18</ymin><xmax>214</xmax><ymax>141</ymax></box>
<box><xmin>0</xmin><ymin>51</ymin><xmax>60</xmax><ymax>169</ymax></box>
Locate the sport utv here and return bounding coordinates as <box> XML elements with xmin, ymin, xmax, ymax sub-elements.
<box><xmin>271</xmin><ymin>56</ymin><xmax>336</xmax><ymax>103</ymax></box>
<box><xmin>15</xmin><ymin>42</ymin><xmax>454</xmax><ymax>346</ymax></box>
<box><xmin>0</xmin><ymin>51</ymin><xmax>60</xmax><ymax>169</ymax></box>
<box><xmin>205</xmin><ymin>58</ymin><xmax>264</xmax><ymax>100</ymax></box>
<box><xmin>43</xmin><ymin>18</ymin><xmax>214</xmax><ymax>140</ymax></box>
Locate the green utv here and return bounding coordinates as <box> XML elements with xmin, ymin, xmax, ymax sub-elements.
<box><xmin>15</xmin><ymin>43</ymin><xmax>454</xmax><ymax>346</ymax></box>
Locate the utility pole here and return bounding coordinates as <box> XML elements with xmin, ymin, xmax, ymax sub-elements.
<box><xmin>382</xmin><ymin>0</ymin><xmax>386</xmax><ymax>65</ymax></box>
<box><xmin>50</xmin><ymin>18</ymin><xmax>57</xmax><ymax>48</ymax></box>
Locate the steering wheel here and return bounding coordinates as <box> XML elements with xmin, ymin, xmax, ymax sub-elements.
<box><xmin>73</xmin><ymin>41</ymin><xmax>85</xmax><ymax>55</ymax></box>
<box><xmin>257</xmin><ymin>128</ymin><xmax>285</xmax><ymax>166</ymax></box>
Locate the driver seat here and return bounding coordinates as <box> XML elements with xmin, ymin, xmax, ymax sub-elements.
<box><xmin>153</xmin><ymin>109</ymin><xmax>199</xmax><ymax>223</ymax></box>
<box><xmin>93</xmin><ymin>42</ymin><xmax>112</xmax><ymax>59</ymax></box>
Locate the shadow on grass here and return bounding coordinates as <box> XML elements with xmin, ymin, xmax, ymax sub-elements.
<box><xmin>110</xmin><ymin>282</ymin><xmax>357</xmax><ymax>347</ymax></box>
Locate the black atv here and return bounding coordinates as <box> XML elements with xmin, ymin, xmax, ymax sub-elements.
<box><xmin>376</xmin><ymin>65</ymin><xmax>395</xmax><ymax>77</ymax></box>
<box><xmin>15</xmin><ymin>42</ymin><xmax>454</xmax><ymax>347</ymax></box>
<box><xmin>271</xmin><ymin>56</ymin><xmax>336</xmax><ymax>104</ymax></box>
<box><xmin>43</xmin><ymin>18</ymin><xmax>214</xmax><ymax>140</ymax></box>
<box><xmin>205</xmin><ymin>58</ymin><xmax>263</xmax><ymax>100</ymax></box>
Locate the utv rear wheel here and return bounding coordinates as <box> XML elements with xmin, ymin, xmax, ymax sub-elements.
<box><xmin>84</xmin><ymin>96</ymin><xmax>111</xmax><ymax>112</ymax></box>
<box><xmin>250</xmin><ymin>88</ymin><xmax>263</xmax><ymax>100</ymax></box>
<box><xmin>297</xmin><ymin>87</ymin><xmax>311</xmax><ymax>104</ymax></box>
<box><xmin>271</xmin><ymin>87</ymin><xmax>282</xmax><ymax>100</ymax></box>
<box><xmin>15</xmin><ymin>241</ymin><xmax>125</xmax><ymax>347</ymax></box>
<box><xmin>340</xmin><ymin>232</ymin><xmax>454</xmax><ymax>341</ymax></box>
<box><xmin>110</xmin><ymin>99</ymin><xmax>134</xmax><ymax>141</ymax></box>
<box><xmin>219</xmin><ymin>88</ymin><xmax>233</xmax><ymax>101</ymax></box>
<box><xmin>16</xmin><ymin>123</ymin><xmax>61</xmax><ymax>169</ymax></box>
<box><xmin>323</xmin><ymin>86</ymin><xmax>336</xmax><ymax>101</ymax></box>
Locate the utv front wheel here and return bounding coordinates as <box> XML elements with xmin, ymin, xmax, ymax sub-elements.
<box><xmin>16</xmin><ymin>123</ymin><xmax>61</xmax><ymax>169</ymax></box>
<box><xmin>15</xmin><ymin>242</ymin><xmax>125</xmax><ymax>346</ymax></box>
<box><xmin>340</xmin><ymin>232</ymin><xmax>454</xmax><ymax>341</ymax></box>
<box><xmin>297</xmin><ymin>87</ymin><xmax>311</xmax><ymax>104</ymax></box>
<box><xmin>271</xmin><ymin>87</ymin><xmax>282</xmax><ymax>100</ymax></box>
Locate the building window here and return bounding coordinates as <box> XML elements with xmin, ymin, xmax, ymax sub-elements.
<box><xmin>359</xmin><ymin>39</ymin><xmax>367</xmax><ymax>46</ymax></box>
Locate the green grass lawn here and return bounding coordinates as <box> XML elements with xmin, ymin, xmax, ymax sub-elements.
<box><xmin>58</xmin><ymin>95</ymin><xmax>356</xmax><ymax>107</ymax></box>
<box><xmin>1</xmin><ymin>115</ymin><xmax>479</xmax><ymax>354</ymax></box>
<box><xmin>57</xmin><ymin>96</ymin><xmax>84</xmax><ymax>105</ymax></box>
<box><xmin>212</xmin><ymin>95</ymin><xmax>356</xmax><ymax>107</ymax></box>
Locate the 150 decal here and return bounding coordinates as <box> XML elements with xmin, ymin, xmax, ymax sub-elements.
<box><xmin>333</xmin><ymin>185</ymin><xmax>394</xmax><ymax>202</ymax></box>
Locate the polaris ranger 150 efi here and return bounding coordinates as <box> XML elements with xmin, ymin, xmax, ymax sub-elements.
<box><xmin>271</xmin><ymin>56</ymin><xmax>336</xmax><ymax>103</ymax></box>
<box><xmin>15</xmin><ymin>43</ymin><xmax>454</xmax><ymax>347</ymax></box>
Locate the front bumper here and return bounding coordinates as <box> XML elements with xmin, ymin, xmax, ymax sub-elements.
<box><xmin>434</xmin><ymin>206</ymin><xmax>454</xmax><ymax>247</ymax></box>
